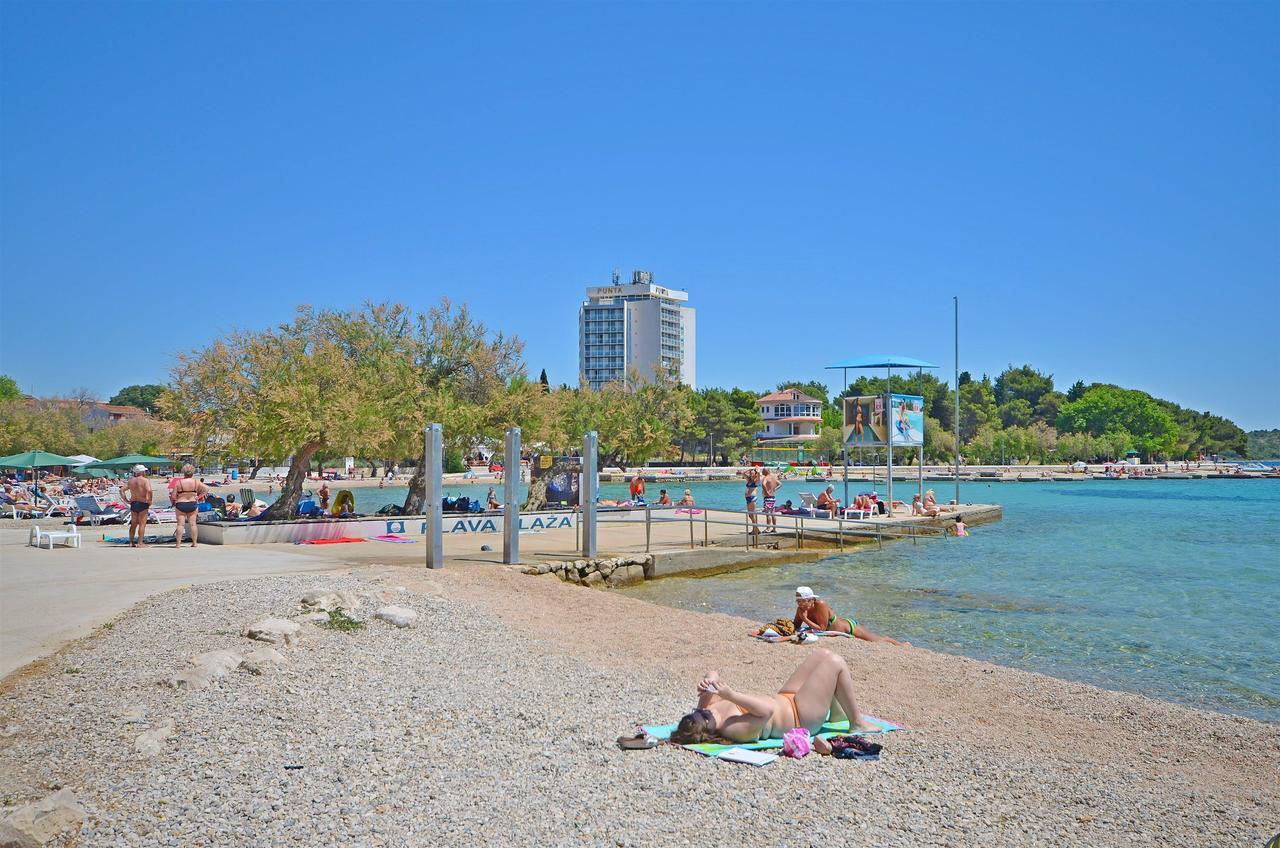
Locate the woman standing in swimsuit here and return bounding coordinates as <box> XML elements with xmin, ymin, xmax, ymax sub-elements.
<box><xmin>669</xmin><ymin>649</ymin><xmax>878</xmax><ymax>750</ymax></box>
<box><xmin>744</xmin><ymin>467</ymin><xmax>761</xmax><ymax>536</ymax></box>
<box><xmin>171</xmin><ymin>463</ymin><xmax>208</xmax><ymax>548</ymax></box>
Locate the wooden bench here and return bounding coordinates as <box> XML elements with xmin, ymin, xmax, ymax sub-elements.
<box><xmin>29</xmin><ymin>526</ymin><xmax>82</xmax><ymax>550</ymax></box>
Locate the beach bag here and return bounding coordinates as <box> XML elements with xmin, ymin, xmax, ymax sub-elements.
<box><xmin>767</xmin><ymin>618</ymin><xmax>795</xmax><ymax>637</ymax></box>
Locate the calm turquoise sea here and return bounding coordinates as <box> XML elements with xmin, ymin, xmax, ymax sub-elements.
<box><xmin>258</xmin><ymin>477</ymin><xmax>1280</xmax><ymax>721</ymax></box>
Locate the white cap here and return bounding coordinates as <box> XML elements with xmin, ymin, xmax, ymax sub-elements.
<box><xmin>795</xmin><ymin>586</ymin><xmax>816</xmax><ymax>600</ymax></box>
<box><xmin>132</xmin><ymin>464</ymin><xmax>147</xmax><ymax>475</ymax></box>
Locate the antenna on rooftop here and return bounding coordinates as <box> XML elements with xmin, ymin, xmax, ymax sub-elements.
<box><xmin>612</xmin><ymin>268</ymin><xmax>620</xmax><ymax>285</ymax></box>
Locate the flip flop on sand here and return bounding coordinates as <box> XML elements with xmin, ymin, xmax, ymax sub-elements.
<box><xmin>616</xmin><ymin>732</ymin><xmax>658</xmax><ymax>751</ymax></box>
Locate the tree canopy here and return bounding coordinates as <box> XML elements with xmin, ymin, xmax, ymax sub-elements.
<box><xmin>0</xmin><ymin>375</ymin><xmax>22</xmax><ymax>402</ymax></box>
<box><xmin>994</xmin><ymin>365</ymin><xmax>1054</xmax><ymax>407</ymax></box>
<box><xmin>109</xmin><ymin>384</ymin><xmax>165</xmax><ymax>413</ymax></box>
<box><xmin>1246</xmin><ymin>430</ymin><xmax>1280</xmax><ymax>459</ymax></box>
<box><xmin>0</xmin><ymin>396</ymin><xmax>172</xmax><ymax>458</ymax></box>
<box><xmin>1056</xmin><ymin>385</ymin><xmax>1179</xmax><ymax>460</ymax></box>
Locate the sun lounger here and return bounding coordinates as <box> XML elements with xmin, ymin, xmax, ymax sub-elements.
<box><xmin>73</xmin><ymin>495</ymin><xmax>124</xmax><ymax>526</ymax></box>
<box><xmin>29</xmin><ymin>525</ymin><xmax>82</xmax><ymax>549</ymax></box>
<box><xmin>797</xmin><ymin>492</ymin><xmax>831</xmax><ymax>518</ymax></box>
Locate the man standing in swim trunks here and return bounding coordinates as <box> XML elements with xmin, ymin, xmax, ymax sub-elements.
<box><xmin>761</xmin><ymin>468</ymin><xmax>782</xmax><ymax>534</ymax></box>
<box><xmin>792</xmin><ymin>586</ymin><xmax>909</xmax><ymax>646</ymax></box>
<box><xmin>122</xmin><ymin>465</ymin><xmax>153</xmax><ymax>548</ymax></box>
<box><xmin>629</xmin><ymin>473</ymin><xmax>646</xmax><ymax>505</ymax></box>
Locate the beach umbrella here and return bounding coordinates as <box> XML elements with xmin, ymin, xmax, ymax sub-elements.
<box><xmin>71</xmin><ymin>466</ymin><xmax>115</xmax><ymax>479</ymax></box>
<box><xmin>0</xmin><ymin>449</ymin><xmax>82</xmax><ymax>488</ymax></box>
<box><xmin>81</xmin><ymin>454</ymin><xmax>176</xmax><ymax>470</ymax></box>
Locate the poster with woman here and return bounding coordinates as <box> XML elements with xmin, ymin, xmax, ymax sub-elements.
<box><xmin>843</xmin><ymin>394</ymin><xmax>924</xmax><ymax>446</ymax></box>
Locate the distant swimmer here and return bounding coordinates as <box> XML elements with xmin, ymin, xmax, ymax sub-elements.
<box><xmin>793</xmin><ymin>586</ymin><xmax>909</xmax><ymax>646</ymax></box>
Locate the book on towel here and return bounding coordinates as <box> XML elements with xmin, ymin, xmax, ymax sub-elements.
<box><xmin>716</xmin><ymin>747</ymin><xmax>778</xmax><ymax>767</ymax></box>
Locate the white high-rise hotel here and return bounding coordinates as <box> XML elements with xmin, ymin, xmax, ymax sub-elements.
<box><xmin>578</xmin><ymin>270</ymin><xmax>696</xmax><ymax>390</ymax></box>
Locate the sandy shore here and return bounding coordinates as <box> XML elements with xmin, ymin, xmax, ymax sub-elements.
<box><xmin>0</xmin><ymin>550</ymin><xmax>1274</xmax><ymax>846</ymax></box>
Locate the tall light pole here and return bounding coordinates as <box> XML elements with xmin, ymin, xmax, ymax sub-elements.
<box><xmin>954</xmin><ymin>296</ymin><xmax>961</xmax><ymax>506</ymax></box>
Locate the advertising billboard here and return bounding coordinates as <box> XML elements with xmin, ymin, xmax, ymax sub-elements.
<box><xmin>843</xmin><ymin>394</ymin><xmax>925</xmax><ymax>447</ymax></box>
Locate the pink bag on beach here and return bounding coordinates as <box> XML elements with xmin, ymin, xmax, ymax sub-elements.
<box><xmin>782</xmin><ymin>727</ymin><xmax>812</xmax><ymax>759</ymax></box>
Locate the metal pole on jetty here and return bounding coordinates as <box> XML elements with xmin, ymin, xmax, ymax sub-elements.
<box><xmin>842</xmin><ymin>366</ymin><xmax>850</xmax><ymax>508</ymax></box>
<box><xmin>885</xmin><ymin>366</ymin><xmax>894</xmax><ymax>514</ymax></box>
<box><xmin>954</xmin><ymin>296</ymin><xmax>961</xmax><ymax>506</ymax></box>
<box><xmin>502</xmin><ymin>427</ymin><xmax>520</xmax><ymax>564</ymax></box>
<box><xmin>918</xmin><ymin>366</ymin><xmax>924</xmax><ymax>502</ymax></box>
<box><xmin>582</xmin><ymin>431</ymin><xmax>598</xmax><ymax>558</ymax></box>
<box><xmin>424</xmin><ymin>424</ymin><xmax>443</xmax><ymax>569</ymax></box>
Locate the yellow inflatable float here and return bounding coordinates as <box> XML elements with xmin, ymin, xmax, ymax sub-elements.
<box><xmin>331</xmin><ymin>489</ymin><xmax>356</xmax><ymax>516</ymax></box>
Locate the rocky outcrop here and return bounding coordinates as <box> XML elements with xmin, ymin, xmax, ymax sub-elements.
<box><xmin>374</xmin><ymin>606</ymin><xmax>418</xmax><ymax>628</ymax></box>
<box><xmin>2</xmin><ymin>789</ymin><xmax>85</xmax><ymax>845</ymax></box>
<box><xmin>238</xmin><ymin>647</ymin><xmax>287</xmax><ymax>675</ymax></box>
<box><xmin>243</xmin><ymin>617</ymin><xmax>302</xmax><ymax>646</ymax></box>
<box><xmin>299</xmin><ymin>589</ymin><xmax>361</xmax><ymax>612</ymax></box>
<box><xmin>135</xmin><ymin>718</ymin><xmax>176</xmax><ymax>757</ymax></box>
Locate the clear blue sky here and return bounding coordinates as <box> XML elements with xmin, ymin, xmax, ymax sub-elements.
<box><xmin>2</xmin><ymin>1</ymin><xmax>1277</xmax><ymax>428</ymax></box>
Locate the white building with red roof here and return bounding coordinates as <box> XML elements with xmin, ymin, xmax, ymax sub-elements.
<box><xmin>756</xmin><ymin>388</ymin><xmax>823</xmax><ymax>442</ymax></box>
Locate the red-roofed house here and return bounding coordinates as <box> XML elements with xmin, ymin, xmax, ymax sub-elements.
<box><xmin>756</xmin><ymin>389</ymin><xmax>823</xmax><ymax>443</ymax></box>
<box><xmin>24</xmin><ymin>398</ymin><xmax>150</xmax><ymax>432</ymax></box>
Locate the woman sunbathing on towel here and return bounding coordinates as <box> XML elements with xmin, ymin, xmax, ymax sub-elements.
<box><xmin>794</xmin><ymin>586</ymin><xmax>909</xmax><ymax>646</ymax></box>
<box><xmin>669</xmin><ymin>649</ymin><xmax>879</xmax><ymax>752</ymax></box>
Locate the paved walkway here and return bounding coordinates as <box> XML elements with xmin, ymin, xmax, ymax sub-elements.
<box><xmin>0</xmin><ymin>529</ymin><xmax>348</xmax><ymax>678</ymax></box>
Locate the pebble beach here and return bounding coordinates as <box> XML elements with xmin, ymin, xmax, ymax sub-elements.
<box><xmin>1</xmin><ymin>560</ymin><xmax>1275</xmax><ymax>847</ymax></box>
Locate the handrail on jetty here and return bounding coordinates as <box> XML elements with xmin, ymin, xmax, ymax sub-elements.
<box><xmin>593</xmin><ymin>505</ymin><xmax>951</xmax><ymax>553</ymax></box>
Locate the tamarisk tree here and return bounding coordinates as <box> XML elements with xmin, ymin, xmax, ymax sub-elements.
<box><xmin>162</xmin><ymin>304</ymin><xmax>405</xmax><ymax>519</ymax></box>
<box><xmin>396</xmin><ymin>300</ymin><xmax>532</xmax><ymax>514</ymax></box>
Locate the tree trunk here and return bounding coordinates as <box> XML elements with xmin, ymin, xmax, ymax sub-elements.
<box><xmin>249</xmin><ymin>460</ymin><xmax>266</xmax><ymax>480</ymax></box>
<box><xmin>402</xmin><ymin>452</ymin><xmax>427</xmax><ymax>514</ymax></box>
<box><xmin>261</xmin><ymin>442</ymin><xmax>322</xmax><ymax>520</ymax></box>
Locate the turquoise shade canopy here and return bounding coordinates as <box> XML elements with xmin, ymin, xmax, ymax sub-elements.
<box><xmin>825</xmin><ymin>355</ymin><xmax>938</xmax><ymax>370</ymax></box>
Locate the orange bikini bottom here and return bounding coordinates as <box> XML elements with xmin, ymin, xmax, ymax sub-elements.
<box><xmin>733</xmin><ymin>692</ymin><xmax>802</xmax><ymax>729</ymax></box>
<box><xmin>778</xmin><ymin>691</ymin><xmax>801</xmax><ymax>728</ymax></box>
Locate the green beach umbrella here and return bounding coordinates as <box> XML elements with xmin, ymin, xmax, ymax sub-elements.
<box><xmin>0</xmin><ymin>450</ymin><xmax>81</xmax><ymax>469</ymax></box>
<box><xmin>0</xmin><ymin>449</ymin><xmax>82</xmax><ymax>486</ymax></box>
<box><xmin>82</xmin><ymin>454</ymin><xmax>176</xmax><ymax>470</ymax></box>
<box><xmin>72</xmin><ymin>466</ymin><xmax>116</xmax><ymax>479</ymax></box>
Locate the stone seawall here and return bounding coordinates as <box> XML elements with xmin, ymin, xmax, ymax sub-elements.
<box><xmin>521</xmin><ymin>555</ymin><xmax>654</xmax><ymax>588</ymax></box>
